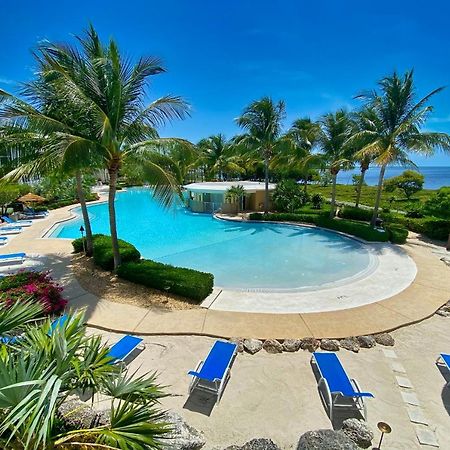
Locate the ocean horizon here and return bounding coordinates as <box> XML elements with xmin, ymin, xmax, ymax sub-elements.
<box><xmin>337</xmin><ymin>166</ymin><xmax>450</xmax><ymax>190</ymax></box>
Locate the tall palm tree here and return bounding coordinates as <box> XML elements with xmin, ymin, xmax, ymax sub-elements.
<box><xmin>236</xmin><ymin>97</ymin><xmax>286</xmax><ymax>214</ymax></box>
<box><xmin>197</xmin><ymin>134</ymin><xmax>241</xmax><ymax>180</ymax></box>
<box><xmin>318</xmin><ymin>110</ymin><xmax>353</xmax><ymax>218</ymax></box>
<box><xmin>355</xmin><ymin>70</ymin><xmax>450</xmax><ymax>227</ymax></box>
<box><xmin>0</xmin><ymin>26</ymin><xmax>190</xmax><ymax>269</ymax></box>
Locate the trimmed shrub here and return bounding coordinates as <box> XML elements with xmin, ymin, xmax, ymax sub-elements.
<box><xmin>386</xmin><ymin>225</ymin><xmax>409</xmax><ymax>244</ymax></box>
<box><xmin>405</xmin><ymin>217</ymin><xmax>450</xmax><ymax>241</ymax></box>
<box><xmin>0</xmin><ymin>271</ymin><xmax>67</xmax><ymax>313</ymax></box>
<box><xmin>72</xmin><ymin>234</ymin><xmax>141</xmax><ymax>270</ymax></box>
<box><xmin>311</xmin><ymin>193</ymin><xmax>324</xmax><ymax>209</ymax></box>
<box><xmin>117</xmin><ymin>260</ymin><xmax>214</xmax><ymax>302</ymax></box>
<box><xmin>338</xmin><ymin>206</ymin><xmax>374</xmax><ymax>222</ymax></box>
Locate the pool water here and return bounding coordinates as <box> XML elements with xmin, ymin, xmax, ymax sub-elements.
<box><xmin>51</xmin><ymin>188</ymin><xmax>374</xmax><ymax>291</ymax></box>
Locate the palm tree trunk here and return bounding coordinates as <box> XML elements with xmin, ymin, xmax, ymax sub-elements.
<box><xmin>75</xmin><ymin>170</ymin><xmax>93</xmax><ymax>256</ymax></box>
<box><xmin>446</xmin><ymin>233</ymin><xmax>450</xmax><ymax>251</ymax></box>
<box><xmin>370</xmin><ymin>164</ymin><xmax>387</xmax><ymax>227</ymax></box>
<box><xmin>264</xmin><ymin>153</ymin><xmax>269</xmax><ymax>214</ymax></box>
<box><xmin>355</xmin><ymin>167</ymin><xmax>368</xmax><ymax>208</ymax></box>
<box><xmin>329</xmin><ymin>172</ymin><xmax>338</xmax><ymax>218</ymax></box>
<box><xmin>108</xmin><ymin>166</ymin><xmax>121</xmax><ymax>269</ymax></box>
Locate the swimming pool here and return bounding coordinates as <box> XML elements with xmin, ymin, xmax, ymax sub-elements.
<box><xmin>50</xmin><ymin>188</ymin><xmax>376</xmax><ymax>291</ymax></box>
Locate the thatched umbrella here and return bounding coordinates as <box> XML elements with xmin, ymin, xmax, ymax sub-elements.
<box><xmin>17</xmin><ymin>193</ymin><xmax>46</xmax><ymax>204</ymax></box>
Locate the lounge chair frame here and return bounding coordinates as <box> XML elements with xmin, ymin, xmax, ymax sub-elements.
<box><xmin>188</xmin><ymin>342</ymin><xmax>237</xmax><ymax>404</ymax></box>
<box><xmin>311</xmin><ymin>353</ymin><xmax>372</xmax><ymax>422</ymax></box>
<box><xmin>436</xmin><ymin>354</ymin><xmax>450</xmax><ymax>387</ymax></box>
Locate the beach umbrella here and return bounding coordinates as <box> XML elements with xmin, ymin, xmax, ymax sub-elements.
<box><xmin>17</xmin><ymin>193</ymin><xmax>46</xmax><ymax>204</ymax></box>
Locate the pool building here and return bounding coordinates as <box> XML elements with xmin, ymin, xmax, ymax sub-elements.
<box><xmin>183</xmin><ymin>181</ymin><xmax>276</xmax><ymax>213</ymax></box>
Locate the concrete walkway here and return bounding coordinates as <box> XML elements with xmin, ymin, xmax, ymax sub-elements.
<box><xmin>1</xmin><ymin>204</ymin><xmax>449</xmax><ymax>339</ymax></box>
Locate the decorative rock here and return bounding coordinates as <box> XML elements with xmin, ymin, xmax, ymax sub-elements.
<box><xmin>243</xmin><ymin>339</ymin><xmax>263</xmax><ymax>355</ymax></box>
<box><xmin>320</xmin><ymin>339</ymin><xmax>340</xmax><ymax>351</ymax></box>
<box><xmin>57</xmin><ymin>398</ymin><xmax>109</xmax><ymax>430</ymax></box>
<box><xmin>282</xmin><ymin>339</ymin><xmax>302</xmax><ymax>352</ymax></box>
<box><xmin>357</xmin><ymin>335</ymin><xmax>376</xmax><ymax>349</ymax></box>
<box><xmin>300</xmin><ymin>337</ymin><xmax>320</xmax><ymax>352</ymax></box>
<box><xmin>340</xmin><ymin>337</ymin><xmax>360</xmax><ymax>353</ymax></box>
<box><xmin>297</xmin><ymin>429</ymin><xmax>358</xmax><ymax>450</ymax></box>
<box><xmin>165</xmin><ymin>412</ymin><xmax>206</xmax><ymax>450</ymax></box>
<box><xmin>263</xmin><ymin>339</ymin><xmax>283</xmax><ymax>354</ymax></box>
<box><xmin>223</xmin><ymin>438</ymin><xmax>281</xmax><ymax>450</ymax></box>
<box><xmin>436</xmin><ymin>309</ymin><xmax>450</xmax><ymax>317</ymax></box>
<box><xmin>341</xmin><ymin>418</ymin><xmax>374</xmax><ymax>449</ymax></box>
<box><xmin>374</xmin><ymin>333</ymin><xmax>395</xmax><ymax>346</ymax></box>
<box><xmin>229</xmin><ymin>337</ymin><xmax>244</xmax><ymax>353</ymax></box>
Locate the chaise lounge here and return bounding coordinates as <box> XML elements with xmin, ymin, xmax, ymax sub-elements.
<box><xmin>436</xmin><ymin>353</ymin><xmax>450</xmax><ymax>386</ymax></box>
<box><xmin>0</xmin><ymin>226</ymin><xmax>22</xmax><ymax>235</ymax></box>
<box><xmin>311</xmin><ymin>352</ymin><xmax>374</xmax><ymax>421</ymax></box>
<box><xmin>1</xmin><ymin>216</ymin><xmax>33</xmax><ymax>227</ymax></box>
<box><xmin>0</xmin><ymin>253</ymin><xmax>26</xmax><ymax>264</ymax></box>
<box><xmin>108</xmin><ymin>335</ymin><xmax>145</xmax><ymax>365</ymax></box>
<box><xmin>0</xmin><ymin>237</ymin><xmax>7</xmax><ymax>245</ymax></box>
<box><xmin>188</xmin><ymin>340</ymin><xmax>238</xmax><ymax>404</ymax></box>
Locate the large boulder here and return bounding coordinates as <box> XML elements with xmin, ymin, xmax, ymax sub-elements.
<box><xmin>297</xmin><ymin>429</ymin><xmax>358</xmax><ymax>450</ymax></box>
<box><xmin>357</xmin><ymin>335</ymin><xmax>376</xmax><ymax>349</ymax></box>
<box><xmin>244</xmin><ymin>339</ymin><xmax>263</xmax><ymax>355</ymax></box>
<box><xmin>320</xmin><ymin>339</ymin><xmax>340</xmax><ymax>351</ymax></box>
<box><xmin>341</xmin><ymin>419</ymin><xmax>374</xmax><ymax>449</ymax></box>
<box><xmin>263</xmin><ymin>339</ymin><xmax>283</xmax><ymax>354</ymax></box>
<box><xmin>229</xmin><ymin>337</ymin><xmax>244</xmax><ymax>353</ymax></box>
<box><xmin>300</xmin><ymin>337</ymin><xmax>320</xmax><ymax>352</ymax></box>
<box><xmin>374</xmin><ymin>333</ymin><xmax>395</xmax><ymax>346</ymax></box>
<box><xmin>165</xmin><ymin>412</ymin><xmax>206</xmax><ymax>450</ymax></box>
<box><xmin>57</xmin><ymin>398</ymin><xmax>109</xmax><ymax>431</ymax></box>
<box><xmin>339</xmin><ymin>337</ymin><xmax>360</xmax><ymax>353</ymax></box>
<box><xmin>282</xmin><ymin>339</ymin><xmax>302</xmax><ymax>352</ymax></box>
<box><xmin>223</xmin><ymin>438</ymin><xmax>281</xmax><ymax>450</ymax></box>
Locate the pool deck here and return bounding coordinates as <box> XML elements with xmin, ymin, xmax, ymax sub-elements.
<box><xmin>1</xmin><ymin>203</ymin><xmax>449</xmax><ymax>339</ymax></box>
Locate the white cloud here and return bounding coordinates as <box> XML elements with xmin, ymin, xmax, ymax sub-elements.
<box><xmin>0</xmin><ymin>77</ymin><xmax>15</xmax><ymax>85</ymax></box>
<box><xmin>429</xmin><ymin>115</ymin><xmax>450</xmax><ymax>124</ymax></box>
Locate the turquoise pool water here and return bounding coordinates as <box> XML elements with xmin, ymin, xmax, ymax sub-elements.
<box><xmin>51</xmin><ymin>188</ymin><xmax>373</xmax><ymax>291</ymax></box>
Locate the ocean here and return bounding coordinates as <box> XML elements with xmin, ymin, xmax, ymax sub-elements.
<box><xmin>337</xmin><ymin>166</ymin><xmax>450</xmax><ymax>190</ymax></box>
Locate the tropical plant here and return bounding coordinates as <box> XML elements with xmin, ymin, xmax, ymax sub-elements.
<box><xmin>0</xmin><ymin>183</ymin><xmax>20</xmax><ymax>215</ymax></box>
<box><xmin>236</xmin><ymin>97</ymin><xmax>287</xmax><ymax>214</ymax></box>
<box><xmin>311</xmin><ymin>193</ymin><xmax>324</xmax><ymax>209</ymax></box>
<box><xmin>384</xmin><ymin>169</ymin><xmax>425</xmax><ymax>199</ymax></box>
<box><xmin>225</xmin><ymin>184</ymin><xmax>245</xmax><ymax>213</ymax></box>
<box><xmin>272</xmin><ymin>179</ymin><xmax>309</xmax><ymax>212</ymax></box>
<box><xmin>0</xmin><ymin>25</ymin><xmax>191</xmax><ymax>269</ymax></box>
<box><xmin>318</xmin><ymin>110</ymin><xmax>354</xmax><ymax>218</ymax></box>
<box><xmin>423</xmin><ymin>187</ymin><xmax>450</xmax><ymax>219</ymax></box>
<box><xmin>354</xmin><ymin>70</ymin><xmax>450</xmax><ymax>226</ymax></box>
<box><xmin>0</xmin><ymin>309</ymin><xmax>169</xmax><ymax>449</ymax></box>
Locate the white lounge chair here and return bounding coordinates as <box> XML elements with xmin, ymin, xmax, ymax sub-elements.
<box><xmin>1</xmin><ymin>216</ymin><xmax>32</xmax><ymax>227</ymax></box>
<box><xmin>0</xmin><ymin>253</ymin><xmax>26</xmax><ymax>264</ymax></box>
<box><xmin>0</xmin><ymin>226</ymin><xmax>22</xmax><ymax>235</ymax></box>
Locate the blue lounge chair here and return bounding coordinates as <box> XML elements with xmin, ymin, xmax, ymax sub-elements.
<box><xmin>48</xmin><ymin>314</ymin><xmax>68</xmax><ymax>335</ymax></box>
<box><xmin>1</xmin><ymin>216</ymin><xmax>32</xmax><ymax>227</ymax></box>
<box><xmin>0</xmin><ymin>237</ymin><xmax>7</xmax><ymax>245</ymax></box>
<box><xmin>436</xmin><ymin>354</ymin><xmax>450</xmax><ymax>386</ymax></box>
<box><xmin>22</xmin><ymin>207</ymin><xmax>48</xmax><ymax>218</ymax></box>
<box><xmin>188</xmin><ymin>340</ymin><xmax>238</xmax><ymax>403</ymax></box>
<box><xmin>312</xmin><ymin>352</ymin><xmax>374</xmax><ymax>421</ymax></box>
<box><xmin>108</xmin><ymin>335</ymin><xmax>145</xmax><ymax>364</ymax></box>
<box><xmin>0</xmin><ymin>336</ymin><xmax>19</xmax><ymax>344</ymax></box>
<box><xmin>0</xmin><ymin>226</ymin><xmax>22</xmax><ymax>235</ymax></box>
<box><xmin>0</xmin><ymin>253</ymin><xmax>26</xmax><ymax>264</ymax></box>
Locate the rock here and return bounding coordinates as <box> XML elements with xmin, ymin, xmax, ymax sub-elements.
<box><xmin>223</xmin><ymin>438</ymin><xmax>281</xmax><ymax>450</ymax></box>
<box><xmin>357</xmin><ymin>335</ymin><xmax>376</xmax><ymax>349</ymax></box>
<box><xmin>300</xmin><ymin>337</ymin><xmax>320</xmax><ymax>352</ymax></box>
<box><xmin>340</xmin><ymin>337</ymin><xmax>360</xmax><ymax>353</ymax></box>
<box><xmin>165</xmin><ymin>412</ymin><xmax>206</xmax><ymax>450</ymax></box>
<box><xmin>243</xmin><ymin>339</ymin><xmax>263</xmax><ymax>355</ymax></box>
<box><xmin>296</xmin><ymin>429</ymin><xmax>358</xmax><ymax>450</ymax></box>
<box><xmin>320</xmin><ymin>339</ymin><xmax>340</xmax><ymax>351</ymax></box>
<box><xmin>263</xmin><ymin>339</ymin><xmax>283</xmax><ymax>354</ymax></box>
<box><xmin>437</xmin><ymin>309</ymin><xmax>450</xmax><ymax>317</ymax></box>
<box><xmin>374</xmin><ymin>333</ymin><xmax>395</xmax><ymax>346</ymax></box>
<box><xmin>57</xmin><ymin>398</ymin><xmax>109</xmax><ymax>431</ymax></box>
<box><xmin>282</xmin><ymin>339</ymin><xmax>302</xmax><ymax>352</ymax></box>
<box><xmin>229</xmin><ymin>337</ymin><xmax>244</xmax><ymax>353</ymax></box>
<box><xmin>440</xmin><ymin>256</ymin><xmax>450</xmax><ymax>267</ymax></box>
<box><xmin>341</xmin><ymin>418</ymin><xmax>374</xmax><ymax>449</ymax></box>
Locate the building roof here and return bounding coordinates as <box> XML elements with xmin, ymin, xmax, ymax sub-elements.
<box><xmin>183</xmin><ymin>181</ymin><xmax>276</xmax><ymax>194</ymax></box>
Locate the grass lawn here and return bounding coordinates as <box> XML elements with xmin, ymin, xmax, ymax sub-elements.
<box><xmin>308</xmin><ymin>184</ymin><xmax>437</xmax><ymax>210</ymax></box>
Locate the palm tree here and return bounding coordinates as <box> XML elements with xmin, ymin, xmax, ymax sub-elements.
<box><xmin>355</xmin><ymin>70</ymin><xmax>450</xmax><ymax>227</ymax></box>
<box><xmin>318</xmin><ymin>110</ymin><xmax>353</xmax><ymax>218</ymax></box>
<box><xmin>236</xmin><ymin>97</ymin><xmax>286</xmax><ymax>214</ymax></box>
<box><xmin>225</xmin><ymin>184</ymin><xmax>245</xmax><ymax>213</ymax></box>
<box><xmin>0</xmin><ymin>26</ymin><xmax>190</xmax><ymax>269</ymax></box>
<box><xmin>197</xmin><ymin>134</ymin><xmax>241</xmax><ymax>180</ymax></box>
<box><xmin>0</xmin><ymin>307</ymin><xmax>169</xmax><ymax>449</ymax></box>
<box><xmin>283</xmin><ymin>117</ymin><xmax>322</xmax><ymax>192</ymax></box>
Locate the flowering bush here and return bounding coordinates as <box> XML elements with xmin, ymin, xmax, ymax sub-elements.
<box><xmin>0</xmin><ymin>271</ymin><xmax>67</xmax><ymax>314</ymax></box>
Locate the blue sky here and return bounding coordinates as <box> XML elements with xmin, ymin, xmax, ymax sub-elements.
<box><xmin>1</xmin><ymin>0</ymin><xmax>450</xmax><ymax>166</ymax></box>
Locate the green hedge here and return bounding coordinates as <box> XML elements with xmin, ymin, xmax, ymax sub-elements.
<box><xmin>337</xmin><ymin>205</ymin><xmax>374</xmax><ymax>222</ymax></box>
<box><xmin>249</xmin><ymin>212</ymin><xmax>390</xmax><ymax>242</ymax></box>
<box><xmin>117</xmin><ymin>260</ymin><xmax>214</xmax><ymax>302</ymax></box>
<box><xmin>385</xmin><ymin>225</ymin><xmax>409</xmax><ymax>244</ymax></box>
<box><xmin>72</xmin><ymin>234</ymin><xmax>141</xmax><ymax>270</ymax></box>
